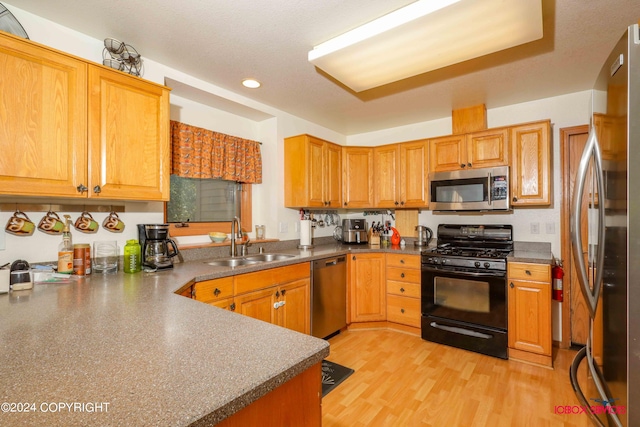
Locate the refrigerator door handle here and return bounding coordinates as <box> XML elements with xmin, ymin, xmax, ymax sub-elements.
<box><xmin>570</xmin><ymin>345</ymin><xmax>607</xmax><ymax>427</ymax></box>
<box><xmin>570</xmin><ymin>127</ymin><xmax>606</xmax><ymax>318</ymax></box>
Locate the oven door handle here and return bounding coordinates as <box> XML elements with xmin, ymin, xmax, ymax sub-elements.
<box><xmin>422</xmin><ymin>266</ymin><xmax>505</xmax><ymax>278</ymax></box>
<box><xmin>430</xmin><ymin>322</ymin><xmax>492</xmax><ymax>339</ymax></box>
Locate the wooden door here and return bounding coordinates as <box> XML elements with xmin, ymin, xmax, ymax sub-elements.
<box><xmin>0</xmin><ymin>32</ymin><xmax>87</xmax><ymax>197</ymax></box>
<box><xmin>348</xmin><ymin>253</ymin><xmax>386</xmax><ymax>322</ymax></box>
<box><xmin>429</xmin><ymin>135</ymin><xmax>466</xmax><ymax>172</ymax></box>
<box><xmin>373</xmin><ymin>144</ymin><xmax>399</xmax><ymax>208</ymax></box>
<box><xmin>510</xmin><ymin>121</ymin><xmax>551</xmax><ymax>205</ymax></box>
<box><xmin>278</xmin><ymin>278</ymin><xmax>310</xmax><ymax>334</ymax></box>
<box><xmin>508</xmin><ymin>279</ymin><xmax>551</xmax><ymax>355</ymax></box>
<box><xmin>323</xmin><ymin>142</ymin><xmax>342</xmax><ymax>208</ymax></box>
<box><xmin>399</xmin><ymin>140</ymin><xmax>429</xmax><ymax>207</ymax></box>
<box><xmin>235</xmin><ymin>287</ymin><xmax>276</xmax><ymax>325</ymax></box>
<box><xmin>560</xmin><ymin>125</ymin><xmax>591</xmax><ymax>347</ymax></box>
<box><xmin>466</xmin><ymin>128</ymin><xmax>509</xmax><ymax>168</ymax></box>
<box><xmin>88</xmin><ymin>65</ymin><xmax>170</xmax><ymax>200</ymax></box>
<box><xmin>342</xmin><ymin>147</ymin><xmax>373</xmax><ymax>208</ymax></box>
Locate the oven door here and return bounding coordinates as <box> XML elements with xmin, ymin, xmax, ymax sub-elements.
<box><xmin>421</xmin><ymin>265</ymin><xmax>507</xmax><ymax>330</ymax></box>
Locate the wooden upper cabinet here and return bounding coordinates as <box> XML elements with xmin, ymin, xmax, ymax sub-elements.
<box><xmin>0</xmin><ymin>32</ymin><xmax>87</xmax><ymax>197</ymax></box>
<box><xmin>429</xmin><ymin>129</ymin><xmax>508</xmax><ymax>172</ymax></box>
<box><xmin>510</xmin><ymin>120</ymin><xmax>551</xmax><ymax>206</ymax></box>
<box><xmin>88</xmin><ymin>65</ymin><xmax>170</xmax><ymax>200</ymax></box>
<box><xmin>284</xmin><ymin>134</ymin><xmax>342</xmax><ymax>208</ymax></box>
<box><xmin>342</xmin><ymin>146</ymin><xmax>374</xmax><ymax>208</ymax></box>
<box><xmin>466</xmin><ymin>127</ymin><xmax>509</xmax><ymax>168</ymax></box>
<box><xmin>0</xmin><ymin>32</ymin><xmax>170</xmax><ymax>201</ymax></box>
<box><xmin>373</xmin><ymin>144</ymin><xmax>400</xmax><ymax>208</ymax></box>
<box><xmin>374</xmin><ymin>140</ymin><xmax>429</xmax><ymax>208</ymax></box>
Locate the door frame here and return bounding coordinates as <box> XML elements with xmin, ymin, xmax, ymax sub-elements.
<box><xmin>559</xmin><ymin>124</ymin><xmax>589</xmax><ymax>349</ymax></box>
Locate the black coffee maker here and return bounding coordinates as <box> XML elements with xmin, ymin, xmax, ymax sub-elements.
<box><xmin>137</xmin><ymin>224</ymin><xmax>180</xmax><ymax>269</ymax></box>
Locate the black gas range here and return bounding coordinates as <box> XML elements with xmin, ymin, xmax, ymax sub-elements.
<box><xmin>420</xmin><ymin>224</ymin><xmax>513</xmax><ymax>359</ymax></box>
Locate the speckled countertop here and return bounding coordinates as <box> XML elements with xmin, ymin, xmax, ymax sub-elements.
<box><xmin>0</xmin><ymin>241</ymin><xmax>425</xmax><ymax>427</ymax></box>
<box><xmin>508</xmin><ymin>241</ymin><xmax>554</xmax><ymax>264</ymax></box>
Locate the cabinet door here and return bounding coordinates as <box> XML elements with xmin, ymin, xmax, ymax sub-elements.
<box><xmin>277</xmin><ymin>278</ymin><xmax>310</xmax><ymax>334</ymax></box>
<box><xmin>0</xmin><ymin>33</ymin><xmax>87</xmax><ymax>197</ymax></box>
<box><xmin>429</xmin><ymin>135</ymin><xmax>466</xmax><ymax>172</ymax></box>
<box><xmin>466</xmin><ymin>128</ymin><xmax>509</xmax><ymax>168</ymax></box>
<box><xmin>510</xmin><ymin>121</ymin><xmax>551</xmax><ymax>206</ymax></box>
<box><xmin>399</xmin><ymin>140</ymin><xmax>429</xmax><ymax>207</ymax></box>
<box><xmin>88</xmin><ymin>65</ymin><xmax>170</xmax><ymax>200</ymax></box>
<box><xmin>306</xmin><ymin>137</ymin><xmax>325</xmax><ymax>207</ymax></box>
<box><xmin>349</xmin><ymin>253</ymin><xmax>386</xmax><ymax>322</ymax></box>
<box><xmin>235</xmin><ymin>287</ymin><xmax>277</xmax><ymax>325</ymax></box>
<box><xmin>373</xmin><ymin>144</ymin><xmax>400</xmax><ymax>208</ymax></box>
<box><xmin>342</xmin><ymin>147</ymin><xmax>374</xmax><ymax>208</ymax></box>
<box><xmin>323</xmin><ymin>142</ymin><xmax>342</xmax><ymax>207</ymax></box>
<box><xmin>508</xmin><ymin>279</ymin><xmax>551</xmax><ymax>356</ymax></box>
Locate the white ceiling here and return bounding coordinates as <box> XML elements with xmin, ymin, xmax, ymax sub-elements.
<box><xmin>5</xmin><ymin>0</ymin><xmax>640</xmax><ymax>135</ymax></box>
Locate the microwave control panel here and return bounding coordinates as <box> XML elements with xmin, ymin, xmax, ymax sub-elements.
<box><xmin>491</xmin><ymin>176</ymin><xmax>508</xmax><ymax>200</ymax></box>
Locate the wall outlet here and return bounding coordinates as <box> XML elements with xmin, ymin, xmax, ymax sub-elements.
<box><xmin>530</xmin><ymin>222</ymin><xmax>540</xmax><ymax>234</ymax></box>
<box><xmin>279</xmin><ymin>222</ymin><xmax>288</xmax><ymax>233</ymax></box>
<box><xmin>545</xmin><ymin>222</ymin><xmax>556</xmax><ymax>234</ymax></box>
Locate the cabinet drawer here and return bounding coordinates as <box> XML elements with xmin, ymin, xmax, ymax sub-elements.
<box><xmin>235</xmin><ymin>262</ymin><xmax>310</xmax><ymax>295</ymax></box>
<box><xmin>387</xmin><ymin>280</ymin><xmax>420</xmax><ymax>298</ymax></box>
<box><xmin>194</xmin><ymin>277</ymin><xmax>234</xmax><ymax>303</ymax></box>
<box><xmin>386</xmin><ymin>253</ymin><xmax>420</xmax><ymax>269</ymax></box>
<box><xmin>386</xmin><ymin>266</ymin><xmax>420</xmax><ymax>284</ymax></box>
<box><xmin>508</xmin><ymin>262</ymin><xmax>550</xmax><ymax>282</ymax></box>
<box><xmin>386</xmin><ymin>295</ymin><xmax>421</xmax><ymax>328</ymax></box>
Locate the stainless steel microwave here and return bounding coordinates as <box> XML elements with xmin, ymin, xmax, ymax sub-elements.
<box><xmin>429</xmin><ymin>166</ymin><xmax>510</xmax><ymax>212</ymax></box>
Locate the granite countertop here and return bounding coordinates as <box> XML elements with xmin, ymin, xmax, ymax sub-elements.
<box><xmin>0</xmin><ymin>242</ymin><xmax>425</xmax><ymax>426</ymax></box>
<box><xmin>508</xmin><ymin>241</ymin><xmax>554</xmax><ymax>265</ymax></box>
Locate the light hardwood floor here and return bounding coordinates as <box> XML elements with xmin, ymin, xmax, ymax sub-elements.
<box><xmin>322</xmin><ymin>330</ymin><xmax>591</xmax><ymax>426</ymax></box>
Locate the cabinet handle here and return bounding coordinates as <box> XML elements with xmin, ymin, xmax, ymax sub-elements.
<box><xmin>344</xmin><ymin>202</ymin><xmax>348</xmax><ymax>206</ymax></box>
<box><xmin>352</xmin><ymin>255</ymin><xmax>356</xmax><ymax>261</ymax></box>
<box><xmin>93</xmin><ymin>185</ymin><xmax>102</xmax><ymax>194</ymax></box>
<box><xmin>401</xmin><ymin>308</ymin><xmax>405</xmax><ymax>314</ymax></box>
<box><xmin>512</xmin><ymin>196</ymin><xmax>518</xmax><ymax>202</ymax></box>
<box><xmin>213</xmin><ymin>288</ymin><xmax>221</xmax><ymax>296</ymax></box>
<box><xmin>510</xmin><ymin>282</ymin><xmax>514</xmax><ymax>288</ymax></box>
<box><xmin>395</xmin><ymin>201</ymin><xmax>399</xmax><ymax>206</ymax></box>
<box><xmin>525</xmin><ymin>270</ymin><xmax>532</xmax><ymax>276</ymax></box>
<box><xmin>281</xmin><ymin>289</ymin><xmax>286</xmax><ymax>296</ymax></box>
<box><xmin>400</xmin><ymin>259</ymin><xmax>405</xmax><ymax>264</ymax></box>
<box><xmin>461</xmin><ymin>163</ymin><xmax>466</xmax><ymax>168</ymax></box>
<box><xmin>191</xmin><ymin>288</ymin><xmax>196</xmax><ymax>299</ymax></box>
<box><xmin>400</xmin><ymin>201</ymin><xmax>405</xmax><ymax>206</ymax></box>
<box><xmin>400</xmin><ymin>273</ymin><xmax>405</xmax><ymax>278</ymax></box>
<box><xmin>230</xmin><ymin>302</ymin><xmax>236</xmax><ymax>311</ymax></box>
<box><xmin>275</xmin><ymin>290</ymin><xmax>280</xmax><ymax>297</ymax></box>
<box><xmin>467</xmin><ymin>163</ymin><xmax>472</xmax><ymax>168</ymax></box>
<box><xmin>76</xmin><ymin>184</ymin><xmax>88</xmax><ymax>193</ymax></box>
<box><xmin>400</xmin><ymin>287</ymin><xmax>405</xmax><ymax>293</ymax></box>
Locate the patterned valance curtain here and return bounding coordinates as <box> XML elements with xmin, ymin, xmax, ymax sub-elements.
<box><xmin>170</xmin><ymin>120</ymin><xmax>262</xmax><ymax>184</ymax></box>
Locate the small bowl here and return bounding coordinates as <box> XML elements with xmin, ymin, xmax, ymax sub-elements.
<box><xmin>209</xmin><ymin>232</ymin><xmax>228</xmax><ymax>243</ymax></box>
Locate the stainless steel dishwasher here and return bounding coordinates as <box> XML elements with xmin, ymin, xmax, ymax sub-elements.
<box><xmin>311</xmin><ymin>256</ymin><xmax>347</xmax><ymax>339</ymax></box>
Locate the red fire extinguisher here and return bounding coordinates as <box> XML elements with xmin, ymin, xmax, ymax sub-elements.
<box><xmin>552</xmin><ymin>259</ymin><xmax>564</xmax><ymax>302</ymax></box>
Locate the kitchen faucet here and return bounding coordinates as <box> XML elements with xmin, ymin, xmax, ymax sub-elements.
<box><xmin>230</xmin><ymin>216</ymin><xmax>243</xmax><ymax>257</ymax></box>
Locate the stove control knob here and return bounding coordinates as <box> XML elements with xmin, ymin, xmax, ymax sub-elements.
<box><xmin>427</xmin><ymin>257</ymin><xmax>434</xmax><ymax>264</ymax></box>
<box><xmin>441</xmin><ymin>259</ymin><xmax>447</xmax><ymax>265</ymax></box>
<box><xmin>474</xmin><ymin>261</ymin><xmax>481</xmax><ymax>268</ymax></box>
<box><xmin>484</xmin><ymin>262</ymin><xmax>491</xmax><ymax>269</ymax></box>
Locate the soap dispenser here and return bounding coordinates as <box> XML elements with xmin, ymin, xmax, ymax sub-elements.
<box><xmin>57</xmin><ymin>215</ymin><xmax>73</xmax><ymax>274</ymax></box>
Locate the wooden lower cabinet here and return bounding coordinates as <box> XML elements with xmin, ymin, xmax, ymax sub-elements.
<box><xmin>385</xmin><ymin>254</ymin><xmax>421</xmax><ymax>329</ymax></box>
<box><xmin>216</xmin><ymin>362</ymin><xmax>321</xmax><ymax>427</ymax></box>
<box><xmin>277</xmin><ymin>278</ymin><xmax>311</xmax><ymax>334</ymax></box>
<box><xmin>507</xmin><ymin>262</ymin><xmax>552</xmax><ymax>367</ymax></box>
<box><xmin>348</xmin><ymin>253</ymin><xmax>386</xmax><ymax>322</ymax></box>
<box><xmin>235</xmin><ymin>287</ymin><xmax>276</xmax><ymax>324</ymax></box>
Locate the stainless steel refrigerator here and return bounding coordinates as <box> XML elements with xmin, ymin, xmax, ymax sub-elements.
<box><xmin>569</xmin><ymin>23</ymin><xmax>639</xmax><ymax>426</ymax></box>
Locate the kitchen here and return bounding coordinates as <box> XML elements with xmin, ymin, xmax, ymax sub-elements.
<box><xmin>1</xmin><ymin>1</ymin><xmax>638</xmax><ymax>426</ymax></box>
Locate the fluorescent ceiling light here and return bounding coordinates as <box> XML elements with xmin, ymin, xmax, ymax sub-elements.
<box><xmin>308</xmin><ymin>0</ymin><xmax>543</xmax><ymax>92</ymax></box>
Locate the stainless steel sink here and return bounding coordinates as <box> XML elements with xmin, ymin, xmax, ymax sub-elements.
<box><xmin>204</xmin><ymin>253</ymin><xmax>295</xmax><ymax>267</ymax></box>
<box><xmin>243</xmin><ymin>253</ymin><xmax>296</xmax><ymax>262</ymax></box>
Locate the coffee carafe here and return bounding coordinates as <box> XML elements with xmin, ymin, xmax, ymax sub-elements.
<box><xmin>414</xmin><ymin>225</ymin><xmax>433</xmax><ymax>247</ymax></box>
<box><xmin>137</xmin><ymin>224</ymin><xmax>180</xmax><ymax>269</ymax></box>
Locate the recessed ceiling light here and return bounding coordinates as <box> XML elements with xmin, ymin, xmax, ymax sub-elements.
<box><xmin>242</xmin><ymin>79</ymin><xmax>261</xmax><ymax>88</ymax></box>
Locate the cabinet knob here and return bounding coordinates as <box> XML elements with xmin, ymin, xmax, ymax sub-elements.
<box><xmin>275</xmin><ymin>290</ymin><xmax>280</xmax><ymax>297</ymax></box>
<box><xmin>400</xmin><ymin>287</ymin><xmax>405</xmax><ymax>293</ymax></box>
<box><xmin>326</xmin><ymin>201</ymin><xmax>331</xmax><ymax>206</ymax></box>
<box><xmin>525</xmin><ymin>270</ymin><xmax>532</xmax><ymax>275</ymax></box>
<box><xmin>281</xmin><ymin>289</ymin><xmax>286</xmax><ymax>296</ymax></box>
<box><xmin>400</xmin><ymin>273</ymin><xmax>405</xmax><ymax>278</ymax></box>
<box><xmin>344</xmin><ymin>202</ymin><xmax>347</xmax><ymax>206</ymax></box>
<box><xmin>93</xmin><ymin>185</ymin><xmax>102</xmax><ymax>194</ymax></box>
<box><xmin>400</xmin><ymin>201</ymin><xmax>405</xmax><ymax>206</ymax></box>
<box><xmin>352</xmin><ymin>255</ymin><xmax>356</xmax><ymax>261</ymax></box>
<box><xmin>400</xmin><ymin>259</ymin><xmax>405</xmax><ymax>264</ymax></box>
<box><xmin>460</xmin><ymin>163</ymin><xmax>466</xmax><ymax>168</ymax></box>
<box><xmin>230</xmin><ymin>302</ymin><xmax>236</xmax><ymax>311</ymax></box>
<box><xmin>213</xmin><ymin>288</ymin><xmax>221</xmax><ymax>296</ymax></box>
<box><xmin>395</xmin><ymin>201</ymin><xmax>399</xmax><ymax>206</ymax></box>
<box><xmin>76</xmin><ymin>184</ymin><xmax>88</xmax><ymax>193</ymax></box>
<box><xmin>401</xmin><ymin>308</ymin><xmax>405</xmax><ymax>314</ymax></box>
<box><xmin>510</xmin><ymin>282</ymin><xmax>515</xmax><ymax>288</ymax></box>
<box><xmin>467</xmin><ymin>163</ymin><xmax>472</xmax><ymax>168</ymax></box>
<box><xmin>512</xmin><ymin>196</ymin><xmax>518</xmax><ymax>202</ymax></box>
